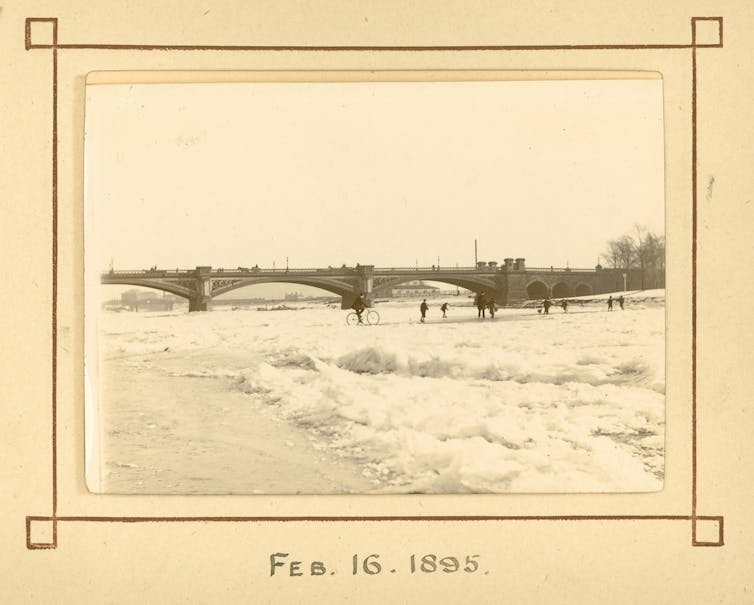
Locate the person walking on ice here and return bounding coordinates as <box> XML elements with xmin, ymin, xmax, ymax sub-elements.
<box><xmin>561</xmin><ymin>299</ymin><xmax>568</xmax><ymax>312</ymax></box>
<box><xmin>618</xmin><ymin>295</ymin><xmax>625</xmax><ymax>310</ymax></box>
<box><xmin>420</xmin><ymin>299</ymin><xmax>429</xmax><ymax>323</ymax></box>
<box><xmin>440</xmin><ymin>302</ymin><xmax>448</xmax><ymax>318</ymax></box>
<box><xmin>475</xmin><ymin>291</ymin><xmax>487</xmax><ymax>318</ymax></box>
<box><xmin>543</xmin><ymin>298</ymin><xmax>552</xmax><ymax>315</ymax></box>
<box><xmin>488</xmin><ymin>297</ymin><xmax>497</xmax><ymax>318</ymax></box>
<box><xmin>607</xmin><ymin>295</ymin><xmax>613</xmax><ymax>311</ymax></box>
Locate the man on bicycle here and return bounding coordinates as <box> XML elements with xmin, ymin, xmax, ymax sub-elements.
<box><xmin>351</xmin><ymin>294</ymin><xmax>366</xmax><ymax>323</ymax></box>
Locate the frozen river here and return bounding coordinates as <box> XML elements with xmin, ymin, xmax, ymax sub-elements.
<box><xmin>88</xmin><ymin>292</ymin><xmax>665</xmax><ymax>494</ymax></box>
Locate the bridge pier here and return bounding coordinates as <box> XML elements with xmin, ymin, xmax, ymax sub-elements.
<box><xmin>188</xmin><ymin>296</ymin><xmax>208</xmax><ymax>312</ymax></box>
<box><xmin>341</xmin><ymin>291</ymin><xmax>374</xmax><ymax>310</ymax></box>
<box><xmin>494</xmin><ymin>272</ymin><xmax>508</xmax><ymax>306</ymax></box>
<box><xmin>468</xmin><ymin>273</ymin><xmax>507</xmax><ymax>306</ymax></box>
<box><xmin>471</xmin><ymin>287</ymin><xmax>507</xmax><ymax>306</ymax></box>
<box><xmin>187</xmin><ymin>266</ymin><xmax>213</xmax><ymax>311</ymax></box>
<box><xmin>341</xmin><ymin>265</ymin><xmax>374</xmax><ymax>309</ymax></box>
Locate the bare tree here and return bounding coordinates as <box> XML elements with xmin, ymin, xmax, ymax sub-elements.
<box><xmin>633</xmin><ymin>224</ymin><xmax>650</xmax><ymax>289</ymax></box>
<box><xmin>603</xmin><ymin>236</ymin><xmax>634</xmax><ymax>270</ymax></box>
<box><xmin>603</xmin><ymin>226</ymin><xmax>665</xmax><ymax>290</ymax></box>
<box><xmin>603</xmin><ymin>239</ymin><xmax>622</xmax><ymax>269</ymax></box>
<box><xmin>615</xmin><ymin>235</ymin><xmax>636</xmax><ymax>272</ymax></box>
<box><xmin>641</xmin><ymin>232</ymin><xmax>665</xmax><ymax>288</ymax></box>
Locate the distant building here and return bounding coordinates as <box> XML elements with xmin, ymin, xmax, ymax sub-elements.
<box><xmin>385</xmin><ymin>280</ymin><xmax>440</xmax><ymax>298</ymax></box>
<box><xmin>120</xmin><ymin>289</ymin><xmax>181</xmax><ymax>311</ymax></box>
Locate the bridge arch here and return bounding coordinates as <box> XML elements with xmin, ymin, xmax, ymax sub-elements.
<box><xmin>371</xmin><ymin>273</ymin><xmax>498</xmax><ymax>298</ymax></box>
<box><xmin>100</xmin><ymin>278</ymin><xmax>196</xmax><ymax>300</ymax></box>
<box><xmin>574</xmin><ymin>283</ymin><xmax>592</xmax><ymax>296</ymax></box>
<box><xmin>552</xmin><ymin>282</ymin><xmax>572</xmax><ymax>298</ymax></box>
<box><xmin>211</xmin><ymin>277</ymin><xmax>356</xmax><ymax>300</ymax></box>
<box><xmin>526</xmin><ymin>280</ymin><xmax>549</xmax><ymax>299</ymax></box>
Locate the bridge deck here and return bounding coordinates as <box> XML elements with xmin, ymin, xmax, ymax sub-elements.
<box><xmin>102</xmin><ymin>265</ymin><xmax>595</xmax><ymax>279</ymax></box>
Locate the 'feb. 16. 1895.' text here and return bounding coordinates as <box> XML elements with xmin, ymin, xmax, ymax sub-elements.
<box><xmin>270</xmin><ymin>553</ymin><xmax>485</xmax><ymax>577</ymax></box>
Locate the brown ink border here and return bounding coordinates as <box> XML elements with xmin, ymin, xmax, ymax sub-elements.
<box><xmin>23</xmin><ymin>15</ymin><xmax>725</xmax><ymax>550</ymax></box>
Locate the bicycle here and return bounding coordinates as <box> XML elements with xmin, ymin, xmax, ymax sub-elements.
<box><xmin>346</xmin><ymin>309</ymin><xmax>380</xmax><ymax>325</ymax></box>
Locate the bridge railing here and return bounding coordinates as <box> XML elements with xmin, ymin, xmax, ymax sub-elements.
<box><xmin>102</xmin><ymin>269</ymin><xmax>196</xmax><ymax>277</ymax></box>
<box><xmin>524</xmin><ymin>267</ymin><xmax>595</xmax><ymax>273</ymax></box>
<box><xmin>373</xmin><ymin>266</ymin><xmax>481</xmax><ymax>273</ymax></box>
<box><xmin>246</xmin><ymin>267</ymin><xmax>325</xmax><ymax>274</ymax></box>
<box><xmin>227</xmin><ymin>267</ymin><xmax>365</xmax><ymax>273</ymax></box>
<box><xmin>102</xmin><ymin>266</ymin><xmax>597</xmax><ymax>277</ymax></box>
<box><xmin>375</xmin><ymin>266</ymin><xmax>595</xmax><ymax>273</ymax></box>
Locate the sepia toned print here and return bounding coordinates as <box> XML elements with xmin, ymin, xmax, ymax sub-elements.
<box><xmin>84</xmin><ymin>73</ymin><xmax>665</xmax><ymax>494</ymax></box>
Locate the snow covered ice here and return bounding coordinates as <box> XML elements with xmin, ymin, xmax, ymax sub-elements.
<box><xmin>90</xmin><ymin>291</ymin><xmax>665</xmax><ymax>494</ymax></box>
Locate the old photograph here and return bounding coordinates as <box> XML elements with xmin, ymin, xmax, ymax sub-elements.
<box><xmin>84</xmin><ymin>72</ymin><xmax>665</xmax><ymax>494</ymax></box>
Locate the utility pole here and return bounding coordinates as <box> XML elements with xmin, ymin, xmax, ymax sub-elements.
<box><xmin>474</xmin><ymin>239</ymin><xmax>478</xmax><ymax>265</ymax></box>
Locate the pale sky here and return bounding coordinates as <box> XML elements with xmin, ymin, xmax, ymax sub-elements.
<box><xmin>85</xmin><ymin>77</ymin><xmax>664</xmax><ymax>275</ymax></box>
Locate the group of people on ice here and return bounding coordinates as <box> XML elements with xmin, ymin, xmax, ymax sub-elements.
<box><xmin>473</xmin><ymin>291</ymin><xmax>498</xmax><ymax>319</ymax></box>
<box><xmin>538</xmin><ymin>298</ymin><xmax>568</xmax><ymax>315</ymax></box>
<box><xmin>606</xmin><ymin>295</ymin><xmax>625</xmax><ymax>311</ymax></box>
<box><xmin>419</xmin><ymin>292</ymin><xmax>496</xmax><ymax>323</ymax></box>
<box><xmin>538</xmin><ymin>294</ymin><xmax>626</xmax><ymax>315</ymax></box>
<box><xmin>352</xmin><ymin>291</ymin><xmax>628</xmax><ymax>325</ymax></box>
<box><xmin>419</xmin><ymin>300</ymin><xmax>449</xmax><ymax>322</ymax></box>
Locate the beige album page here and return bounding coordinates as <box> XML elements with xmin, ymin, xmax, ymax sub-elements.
<box><xmin>0</xmin><ymin>1</ymin><xmax>751</xmax><ymax>603</ymax></box>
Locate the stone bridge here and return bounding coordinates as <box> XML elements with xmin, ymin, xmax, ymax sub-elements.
<box><xmin>101</xmin><ymin>259</ymin><xmax>641</xmax><ymax>311</ymax></box>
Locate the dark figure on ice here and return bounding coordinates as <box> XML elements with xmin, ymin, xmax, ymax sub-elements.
<box><xmin>561</xmin><ymin>300</ymin><xmax>568</xmax><ymax>312</ymax></box>
<box><xmin>420</xmin><ymin>299</ymin><xmax>429</xmax><ymax>323</ymax></box>
<box><xmin>543</xmin><ymin>298</ymin><xmax>552</xmax><ymax>315</ymax></box>
<box><xmin>607</xmin><ymin>295</ymin><xmax>613</xmax><ymax>311</ymax></box>
<box><xmin>488</xmin><ymin>298</ymin><xmax>496</xmax><ymax>318</ymax></box>
<box><xmin>618</xmin><ymin>295</ymin><xmax>625</xmax><ymax>310</ymax></box>
<box><xmin>351</xmin><ymin>294</ymin><xmax>366</xmax><ymax>323</ymax></box>
<box><xmin>440</xmin><ymin>302</ymin><xmax>449</xmax><ymax>318</ymax></box>
<box><xmin>476</xmin><ymin>291</ymin><xmax>487</xmax><ymax>318</ymax></box>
